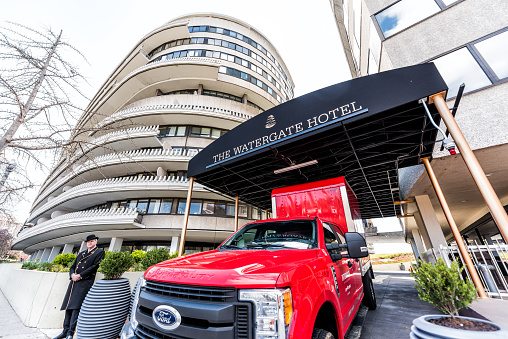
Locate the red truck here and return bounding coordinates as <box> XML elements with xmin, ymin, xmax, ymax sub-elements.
<box><xmin>121</xmin><ymin>177</ymin><xmax>376</xmax><ymax>339</ymax></box>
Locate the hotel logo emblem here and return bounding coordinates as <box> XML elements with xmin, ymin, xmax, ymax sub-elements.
<box><xmin>265</xmin><ymin>115</ymin><xmax>276</xmax><ymax>128</ymax></box>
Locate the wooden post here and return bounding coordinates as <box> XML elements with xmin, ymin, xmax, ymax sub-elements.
<box><xmin>431</xmin><ymin>93</ymin><xmax>508</xmax><ymax>243</ymax></box>
<box><xmin>234</xmin><ymin>196</ymin><xmax>239</xmax><ymax>232</ymax></box>
<box><xmin>422</xmin><ymin>157</ymin><xmax>487</xmax><ymax>298</ymax></box>
<box><xmin>178</xmin><ymin>177</ymin><xmax>194</xmax><ymax>257</ymax></box>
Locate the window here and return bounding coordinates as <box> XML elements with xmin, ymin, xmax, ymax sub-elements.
<box><xmin>177</xmin><ymin>200</ymin><xmax>202</xmax><ymax>214</ymax></box>
<box><xmin>375</xmin><ymin>0</ymin><xmax>440</xmax><ymax>38</ymax></box>
<box><xmin>432</xmin><ymin>48</ymin><xmax>491</xmax><ymax>99</ymax></box>
<box><xmin>226</xmin><ymin>204</ymin><xmax>236</xmax><ymax>216</ymax></box>
<box><xmin>474</xmin><ymin>30</ymin><xmax>508</xmax><ymax>79</ymax></box>
<box><xmin>137</xmin><ymin>199</ymin><xmax>149</xmax><ymax>213</ymax></box>
<box><xmin>202</xmin><ymin>201</ymin><xmax>215</xmax><ymax>214</ymax></box>
<box><xmin>147</xmin><ymin>199</ymin><xmax>161</xmax><ymax>214</ymax></box>
<box><xmin>159</xmin><ymin>199</ymin><xmax>173</xmax><ymax>214</ymax></box>
<box><xmin>127</xmin><ymin>200</ymin><xmax>138</xmax><ymax>209</ymax></box>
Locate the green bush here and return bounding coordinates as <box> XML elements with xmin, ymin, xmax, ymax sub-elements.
<box><xmin>140</xmin><ymin>248</ymin><xmax>177</xmax><ymax>270</ymax></box>
<box><xmin>21</xmin><ymin>261</ymin><xmax>38</xmax><ymax>270</ymax></box>
<box><xmin>128</xmin><ymin>262</ymin><xmax>144</xmax><ymax>272</ymax></box>
<box><xmin>53</xmin><ymin>253</ymin><xmax>76</xmax><ymax>266</ymax></box>
<box><xmin>37</xmin><ymin>262</ymin><xmax>54</xmax><ymax>272</ymax></box>
<box><xmin>99</xmin><ymin>251</ymin><xmax>134</xmax><ymax>280</ymax></box>
<box><xmin>131</xmin><ymin>250</ymin><xmax>146</xmax><ymax>263</ymax></box>
<box><xmin>411</xmin><ymin>258</ymin><xmax>477</xmax><ymax>317</ymax></box>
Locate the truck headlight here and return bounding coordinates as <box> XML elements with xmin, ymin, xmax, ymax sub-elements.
<box><xmin>130</xmin><ymin>276</ymin><xmax>146</xmax><ymax>330</ymax></box>
<box><xmin>239</xmin><ymin>288</ymin><xmax>293</xmax><ymax>339</ymax></box>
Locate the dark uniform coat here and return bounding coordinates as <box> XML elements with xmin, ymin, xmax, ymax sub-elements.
<box><xmin>61</xmin><ymin>247</ymin><xmax>105</xmax><ymax>310</ymax></box>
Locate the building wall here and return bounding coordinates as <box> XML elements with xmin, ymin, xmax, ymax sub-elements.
<box><xmin>13</xmin><ymin>13</ymin><xmax>294</xmax><ymax>256</ymax></box>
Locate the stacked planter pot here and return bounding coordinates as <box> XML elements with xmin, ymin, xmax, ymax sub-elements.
<box><xmin>411</xmin><ymin>315</ymin><xmax>507</xmax><ymax>339</ymax></box>
<box><xmin>77</xmin><ymin>278</ymin><xmax>131</xmax><ymax>339</ymax></box>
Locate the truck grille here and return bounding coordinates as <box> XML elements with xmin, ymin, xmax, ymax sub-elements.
<box><xmin>145</xmin><ymin>280</ymin><xmax>236</xmax><ymax>302</ymax></box>
<box><xmin>135</xmin><ymin>280</ymin><xmax>252</xmax><ymax>339</ymax></box>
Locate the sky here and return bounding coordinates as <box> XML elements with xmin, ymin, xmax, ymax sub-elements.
<box><xmin>1</xmin><ymin>0</ymin><xmax>402</xmax><ymax>232</ymax></box>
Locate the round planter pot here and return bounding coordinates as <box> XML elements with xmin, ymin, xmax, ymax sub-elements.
<box><xmin>411</xmin><ymin>315</ymin><xmax>507</xmax><ymax>339</ymax></box>
<box><xmin>77</xmin><ymin>278</ymin><xmax>131</xmax><ymax>339</ymax></box>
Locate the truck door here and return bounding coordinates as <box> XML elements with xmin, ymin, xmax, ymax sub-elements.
<box><xmin>322</xmin><ymin>222</ymin><xmax>356</xmax><ymax>332</ymax></box>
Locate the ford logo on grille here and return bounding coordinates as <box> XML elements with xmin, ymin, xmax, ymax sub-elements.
<box><xmin>152</xmin><ymin>305</ymin><xmax>181</xmax><ymax>330</ymax></box>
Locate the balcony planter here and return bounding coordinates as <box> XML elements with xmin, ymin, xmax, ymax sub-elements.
<box><xmin>76</xmin><ymin>251</ymin><xmax>134</xmax><ymax>339</ymax></box>
<box><xmin>411</xmin><ymin>315</ymin><xmax>506</xmax><ymax>338</ymax></box>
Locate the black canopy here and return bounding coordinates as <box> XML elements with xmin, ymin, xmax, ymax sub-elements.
<box><xmin>187</xmin><ymin>64</ymin><xmax>448</xmax><ymax>218</ymax></box>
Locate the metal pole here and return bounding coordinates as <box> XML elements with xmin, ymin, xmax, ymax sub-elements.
<box><xmin>234</xmin><ymin>196</ymin><xmax>239</xmax><ymax>232</ymax></box>
<box><xmin>422</xmin><ymin>157</ymin><xmax>487</xmax><ymax>298</ymax></box>
<box><xmin>178</xmin><ymin>177</ymin><xmax>194</xmax><ymax>257</ymax></box>
<box><xmin>431</xmin><ymin>94</ymin><xmax>508</xmax><ymax>243</ymax></box>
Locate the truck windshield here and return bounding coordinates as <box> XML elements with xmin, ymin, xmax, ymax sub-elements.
<box><xmin>220</xmin><ymin>220</ymin><xmax>318</xmax><ymax>250</ymax></box>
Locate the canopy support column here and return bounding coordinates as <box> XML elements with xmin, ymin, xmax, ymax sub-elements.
<box><xmin>178</xmin><ymin>177</ymin><xmax>194</xmax><ymax>257</ymax></box>
<box><xmin>234</xmin><ymin>196</ymin><xmax>239</xmax><ymax>232</ymax></box>
<box><xmin>422</xmin><ymin>157</ymin><xmax>487</xmax><ymax>298</ymax></box>
<box><xmin>431</xmin><ymin>94</ymin><xmax>508</xmax><ymax>243</ymax></box>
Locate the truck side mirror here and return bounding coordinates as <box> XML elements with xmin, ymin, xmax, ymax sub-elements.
<box><xmin>344</xmin><ymin>232</ymin><xmax>368</xmax><ymax>258</ymax></box>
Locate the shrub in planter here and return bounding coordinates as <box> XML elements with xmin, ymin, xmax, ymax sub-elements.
<box><xmin>52</xmin><ymin>253</ymin><xmax>76</xmax><ymax>267</ymax></box>
<box><xmin>140</xmin><ymin>248</ymin><xmax>177</xmax><ymax>270</ymax></box>
<box><xmin>410</xmin><ymin>258</ymin><xmax>505</xmax><ymax>337</ymax></box>
<box><xmin>21</xmin><ymin>261</ymin><xmax>38</xmax><ymax>270</ymax></box>
<box><xmin>37</xmin><ymin>262</ymin><xmax>54</xmax><ymax>272</ymax></box>
<box><xmin>131</xmin><ymin>250</ymin><xmax>145</xmax><ymax>263</ymax></box>
<box><xmin>98</xmin><ymin>251</ymin><xmax>134</xmax><ymax>280</ymax></box>
<box><xmin>77</xmin><ymin>251</ymin><xmax>133</xmax><ymax>339</ymax></box>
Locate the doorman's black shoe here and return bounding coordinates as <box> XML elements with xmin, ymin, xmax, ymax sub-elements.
<box><xmin>52</xmin><ymin>332</ymin><xmax>67</xmax><ymax>339</ymax></box>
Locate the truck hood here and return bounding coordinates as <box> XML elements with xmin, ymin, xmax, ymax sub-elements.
<box><xmin>145</xmin><ymin>249</ymin><xmax>319</xmax><ymax>288</ymax></box>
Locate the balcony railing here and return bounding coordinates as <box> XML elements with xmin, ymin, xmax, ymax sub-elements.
<box><xmin>28</xmin><ymin>176</ymin><xmax>191</xmax><ymax>223</ymax></box>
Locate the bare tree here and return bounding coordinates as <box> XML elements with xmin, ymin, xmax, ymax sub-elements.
<box><xmin>0</xmin><ymin>229</ymin><xmax>14</xmax><ymax>259</ymax></box>
<box><xmin>0</xmin><ymin>22</ymin><xmax>91</xmax><ymax>216</ymax></box>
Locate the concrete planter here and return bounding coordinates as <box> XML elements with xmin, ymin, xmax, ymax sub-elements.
<box><xmin>411</xmin><ymin>315</ymin><xmax>507</xmax><ymax>338</ymax></box>
<box><xmin>76</xmin><ymin>278</ymin><xmax>131</xmax><ymax>339</ymax></box>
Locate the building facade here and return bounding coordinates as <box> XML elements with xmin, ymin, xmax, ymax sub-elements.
<box><xmin>331</xmin><ymin>0</ymin><xmax>508</xmax><ymax>255</ymax></box>
<box><xmin>12</xmin><ymin>13</ymin><xmax>294</xmax><ymax>260</ymax></box>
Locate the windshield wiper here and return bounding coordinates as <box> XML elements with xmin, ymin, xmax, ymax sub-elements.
<box><xmin>220</xmin><ymin>244</ymin><xmax>245</xmax><ymax>250</ymax></box>
<box><xmin>246</xmin><ymin>242</ymin><xmax>287</xmax><ymax>249</ymax></box>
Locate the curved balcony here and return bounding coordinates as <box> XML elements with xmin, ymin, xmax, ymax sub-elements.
<box><xmin>12</xmin><ymin>208</ymin><xmax>144</xmax><ymax>252</ymax></box>
<box><xmin>39</xmin><ymin>125</ymin><xmax>161</xmax><ymax>193</ymax></box>
<box><xmin>95</xmin><ymin>94</ymin><xmax>257</xmax><ymax>131</ymax></box>
<box><xmin>32</xmin><ymin>149</ymin><xmax>194</xmax><ymax>210</ymax></box>
<box><xmin>27</xmin><ymin>175</ymin><xmax>216</xmax><ymax>224</ymax></box>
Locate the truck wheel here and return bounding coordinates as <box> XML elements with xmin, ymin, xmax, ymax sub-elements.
<box><xmin>312</xmin><ymin>328</ymin><xmax>335</xmax><ymax>339</ymax></box>
<box><xmin>362</xmin><ymin>274</ymin><xmax>377</xmax><ymax>310</ymax></box>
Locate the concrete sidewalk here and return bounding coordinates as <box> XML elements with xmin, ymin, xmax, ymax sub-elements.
<box><xmin>360</xmin><ymin>270</ymin><xmax>438</xmax><ymax>338</ymax></box>
<box><xmin>0</xmin><ymin>289</ymin><xmax>50</xmax><ymax>339</ymax></box>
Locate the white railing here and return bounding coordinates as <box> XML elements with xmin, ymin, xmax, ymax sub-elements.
<box><xmin>28</xmin><ymin>176</ymin><xmax>190</xmax><ymax>222</ymax></box>
<box><xmin>16</xmin><ymin>208</ymin><xmax>140</xmax><ymax>241</ymax></box>
<box><xmin>440</xmin><ymin>241</ymin><xmax>508</xmax><ymax>299</ymax></box>
<box><xmin>39</xmin><ymin>125</ymin><xmax>160</xmax><ymax>196</ymax></box>
<box><xmin>97</xmin><ymin>97</ymin><xmax>254</xmax><ymax>128</ymax></box>
<box><xmin>32</xmin><ymin>149</ymin><xmax>193</xmax><ymax>209</ymax></box>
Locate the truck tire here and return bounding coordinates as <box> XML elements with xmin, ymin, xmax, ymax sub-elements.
<box><xmin>312</xmin><ymin>328</ymin><xmax>335</xmax><ymax>339</ymax></box>
<box><xmin>361</xmin><ymin>273</ymin><xmax>377</xmax><ymax>310</ymax></box>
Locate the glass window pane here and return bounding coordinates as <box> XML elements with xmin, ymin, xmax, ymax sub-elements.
<box><xmin>137</xmin><ymin>199</ymin><xmax>149</xmax><ymax>213</ymax></box>
<box><xmin>375</xmin><ymin>0</ymin><xmax>440</xmax><ymax>38</ymax></box>
<box><xmin>432</xmin><ymin>48</ymin><xmax>491</xmax><ymax>99</ymax></box>
<box><xmin>239</xmin><ymin>205</ymin><xmax>247</xmax><ymax>217</ymax></box>
<box><xmin>215</xmin><ymin>203</ymin><xmax>226</xmax><ymax>216</ymax></box>
<box><xmin>148</xmin><ymin>199</ymin><xmax>161</xmax><ymax>214</ymax></box>
<box><xmin>475</xmin><ymin>31</ymin><xmax>508</xmax><ymax>79</ymax></box>
<box><xmin>160</xmin><ymin>199</ymin><xmax>173</xmax><ymax>213</ymax></box>
<box><xmin>177</xmin><ymin>201</ymin><xmax>186</xmax><ymax>214</ymax></box>
<box><xmin>190</xmin><ymin>200</ymin><xmax>202</xmax><ymax>214</ymax></box>
<box><xmin>227</xmin><ymin>204</ymin><xmax>235</xmax><ymax>216</ymax></box>
<box><xmin>191</xmin><ymin>126</ymin><xmax>201</xmax><ymax>136</ymax></box>
<box><xmin>202</xmin><ymin>201</ymin><xmax>214</xmax><ymax>214</ymax></box>
<box><xmin>111</xmin><ymin>202</ymin><xmax>119</xmax><ymax>209</ymax></box>
<box><xmin>176</xmin><ymin>126</ymin><xmax>186</xmax><ymax>136</ymax></box>
<box><xmin>168</xmin><ymin>126</ymin><xmax>177</xmax><ymax>136</ymax></box>
<box><xmin>201</xmin><ymin>127</ymin><xmax>211</xmax><ymax>136</ymax></box>
<box><xmin>211</xmin><ymin>129</ymin><xmax>221</xmax><ymax>138</ymax></box>
<box><xmin>127</xmin><ymin>200</ymin><xmax>138</xmax><ymax>209</ymax></box>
